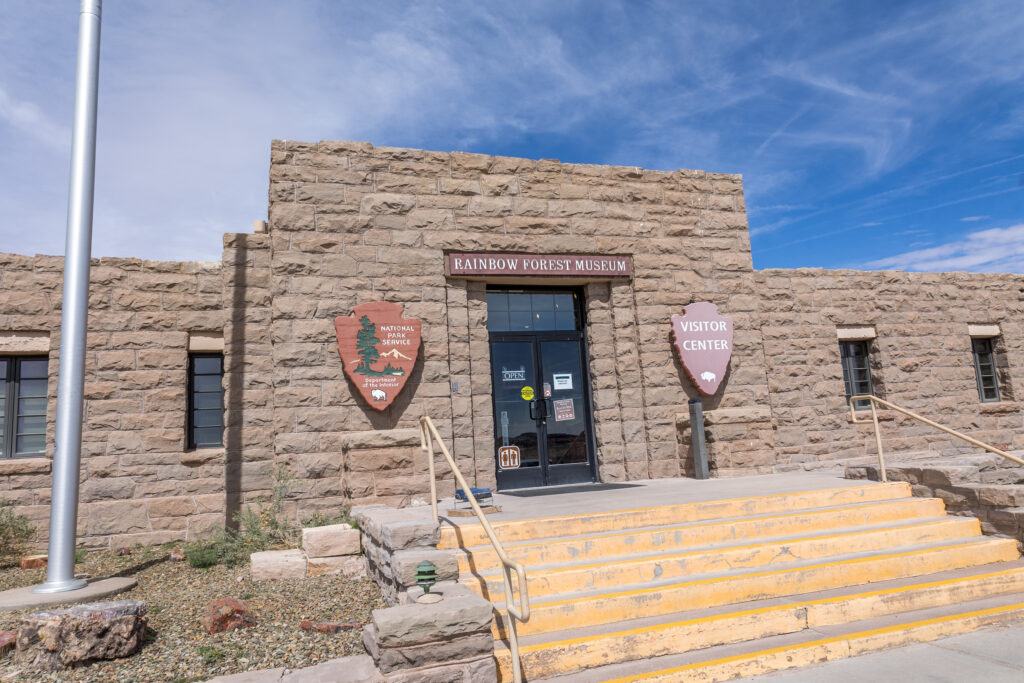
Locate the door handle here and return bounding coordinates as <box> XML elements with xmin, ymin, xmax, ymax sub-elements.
<box><xmin>529</xmin><ymin>400</ymin><xmax>537</xmax><ymax>420</ymax></box>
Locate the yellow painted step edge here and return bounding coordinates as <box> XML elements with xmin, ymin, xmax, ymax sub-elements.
<box><xmin>499</xmin><ymin>537</ymin><xmax>1018</xmax><ymax>611</ymax></box>
<box><xmin>474</xmin><ymin>517</ymin><xmax>975</xmax><ymax>586</ymax></box>
<box><xmin>603</xmin><ymin>600</ymin><xmax>1024</xmax><ymax>682</ymax></box>
<box><xmin>458</xmin><ymin>497</ymin><xmax>943</xmax><ymax>564</ymax></box>
<box><xmin>440</xmin><ymin>483</ymin><xmax>911</xmax><ymax>547</ymax></box>
<box><xmin>501</xmin><ymin>565</ymin><xmax>1024</xmax><ymax>656</ymax></box>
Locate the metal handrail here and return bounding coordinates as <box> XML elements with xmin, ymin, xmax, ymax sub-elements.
<box><xmin>418</xmin><ymin>416</ymin><xmax>530</xmax><ymax>683</ymax></box>
<box><xmin>849</xmin><ymin>395</ymin><xmax>1024</xmax><ymax>483</ymax></box>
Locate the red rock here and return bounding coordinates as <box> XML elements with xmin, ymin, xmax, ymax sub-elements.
<box><xmin>168</xmin><ymin>548</ymin><xmax>184</xmax><ymax>562</ymax></box>
<box><xmin>0</xmin><ymin>631</ymin><xmax>15</xmax><ymax>655</ymax></box>
<box><xmin>19</xmin><ymin>555</ymin><xmax>47</xmax><ymax>570</ymax></box>
<box><xmin>298</xmin><ymin>620</ymin><xmax>360</xmax><ymax>634</ymax></box>
<box><xmin>200</xmin><ymin>598</ymin><xmax>255</xmax><ymax>634</ymax></box>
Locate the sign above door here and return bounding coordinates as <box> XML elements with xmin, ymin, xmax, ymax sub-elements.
<box><xmin>447</xmin><ymin>253</ymin><xmax>631</xmax><ymax>278</ymax></box>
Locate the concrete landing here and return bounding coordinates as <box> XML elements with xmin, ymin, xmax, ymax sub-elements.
<box><xmin>754</xmin><ymin>622</ymin><xmax>1024</xmax><ymax>682</ymax></box>
<box><xmin>442</xmin><ymin>471</ymin><xmax>858</xmax><ymax>524</ymax></box>
<box><xmin>0</xmin><ymin>577</ymin><xmax>137</xmax><ymax>612</ymax></box>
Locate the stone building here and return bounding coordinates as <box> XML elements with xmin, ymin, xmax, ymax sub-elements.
<box><xmin>1</xmin><ymin>140</ymin><xmax>1022</xmax><ymax>548</ymax></box>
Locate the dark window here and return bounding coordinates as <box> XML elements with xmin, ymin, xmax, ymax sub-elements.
<box><xmin>972</xmin><ymin>337</ymin><xmax>1000</xmax><ymax>403</ymax></box>
<box><xmin>486</xmin><ymin>290</ymin><xmax>580</xmax><ymax>332</ymax></box>
<box><xmin>188</xmin><ymin>353</ymin><xmax>224</xmax><ymax>448</ymax></box>
<box><xmin>840</xmin><ymin>341</ymin><xmax>873</xmax><ymax>410</ymax></box>
<box><xmin>1</xmin><ymin>356</ymin><xmax>49</xmax><ymax>458</ymax></box>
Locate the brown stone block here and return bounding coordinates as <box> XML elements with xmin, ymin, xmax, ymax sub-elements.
<box><xmin>187</xmin><ymin>513</ymin><xmax>223</xmax><ymax>541</ymax></box>
<box><xmin>86</xmin><ymin>500</ymin><xmax>149</xmax><ymax>535</ymax></box>
<box><xmin>81</xmin><ymin>477</ymin><xmax>135</xmax><ymax>503</ymax></box>
<box><xmin>147</xmin><ymin>496</ymin><xmax>197</xmax><ymax>518</ymax></box>
<box><xmin>374</xmin><ymin>474</ymin><xmax>426</xmax><ymax>497</ymax></box>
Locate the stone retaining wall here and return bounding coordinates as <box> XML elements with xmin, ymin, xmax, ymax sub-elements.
<box><xmin>847</xmin><ymin>452</ymin><xmax>1024</xmax><ymax>547</ymax></box>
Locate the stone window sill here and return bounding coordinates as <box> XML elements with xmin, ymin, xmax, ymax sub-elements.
<box><xmin>180</xmin><ymin>448</ymin><xmax>224</xmax><ymax>466</ymax></box>
<box><xmin>979</xmin><ymin>401</ymin><xmax>1020</xmax><ymax>415</ymax></box>
<box><xmin>0</xmin><ymin>457</ymin><xmax>51</xmax><ymax>475</ymax></box>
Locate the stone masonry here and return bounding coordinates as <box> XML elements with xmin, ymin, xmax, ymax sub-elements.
<box><xmin>3</xmin><ymin>141</ymin><xmax>1024</xmax><ymax>547</ymax></box>
<box><xmin>759</xmin><ymin>268</ymin><xmax>1024</xmax><ymax>470</ymax></box>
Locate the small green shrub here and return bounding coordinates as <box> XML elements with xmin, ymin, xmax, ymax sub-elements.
<box><xmin>196</xmin><ymin>645</ymin><xmax>225</xmax><ymax>664</ymax></box>
<box><xmin>301</xmin><ymin>506</ymin><xmax>353</xmax><ymax>529</ymax></box>
<box><xmin>184</xmin><ymin>464</ymin><xmax>302</xmax><ymax>568</ymax></box>
<box><xmin>0</xmin><ymin>500</ymin><xmax>34</xmax><ymax>560</ymax></box>
<box><xmin>184</xmin><ymin>543</ymin><xmax>219</xmax><ymax>569</ymax></box>
<box><xmin>75</xmin><ymin>548</ymin><xmax>87</xmax><ymax>564</ymax></box>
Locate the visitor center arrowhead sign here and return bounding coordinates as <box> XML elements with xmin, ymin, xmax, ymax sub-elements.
<box><xmin>335</xmin><ymin>301</ymin><xmax>421</xmax><ymax>410</ymax></box>
<box><xmin>671</xmin><ymin>302</ymin><xmax>733</xmax><ymax>396</ymax></box>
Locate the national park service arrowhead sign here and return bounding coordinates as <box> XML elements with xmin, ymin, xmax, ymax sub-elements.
<box><xmin>671</xmin><ymin>302</ymin><xmax>733</xmax><ymax>396</ymax></box>
<box><xmin>335</xmin><ymin>302</ymin><xmax>421</xmax><ymax>410</ymax></box>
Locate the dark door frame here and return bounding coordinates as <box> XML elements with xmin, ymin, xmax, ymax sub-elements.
<box><xmin>486</xmin><ymin>285</ymin><xmax>599</xmax><ymax>489</ymax></box>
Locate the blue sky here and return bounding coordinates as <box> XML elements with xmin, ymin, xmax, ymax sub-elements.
<box><xmin>1</xmin><ymin>1</ymin><xmax>1022</xmax><ymax>271</ymax></box>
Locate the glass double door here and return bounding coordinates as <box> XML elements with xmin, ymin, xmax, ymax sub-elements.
<box><xmin>490</xmin><ymin>334</ymin><xmax>596</xmax><ymax>489</ymax></box>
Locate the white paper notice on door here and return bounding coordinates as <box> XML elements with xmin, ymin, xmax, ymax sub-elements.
<box><xmin>552</xmin><ymin>373</ymin><xmax>573</xmax><ymax>390</ymax></box>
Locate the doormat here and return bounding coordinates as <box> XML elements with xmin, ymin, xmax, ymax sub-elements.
<box><xmin>499</xmin><ymin>483</ymin><xmax>642</xmax><ymax>497</ymax></box>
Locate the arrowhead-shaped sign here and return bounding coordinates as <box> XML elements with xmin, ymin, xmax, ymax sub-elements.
<box><xmin>670</xmin><ymin>302</ymin><xmax>733</xmax><ymax>396</ymax></box>
<box><xmin>335</xmin><ymin>301</ymin><xmax>421</xmax><ymax>410</ymax></box>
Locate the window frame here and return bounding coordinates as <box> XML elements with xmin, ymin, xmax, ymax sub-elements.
<box><xmin>1</xmin><ymin>355</ymin><xmax>49</xmax><ymax>459</ymax></box>
<box><xmin>840</xmin><ymin>340</ymin><xmax>874</xmax><ymax>410</ymax></box>
<box><xmin>186</xmin><ymin>352</ymin><xmax>225</xmax><ymax>450</ymax></box>
<box><xmin>972</xmin><ymin>337</ymin><xmax>1001</xmax><ymax>403</ymax></box>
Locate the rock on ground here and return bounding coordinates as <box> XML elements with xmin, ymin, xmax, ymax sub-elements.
<box><xmin>14</xmin><ymin>600</ymin><xmax>147</xmax><ymax>671</ymax></box>
<box><xmin>201</xmin><ymin>598</ymin><xmax>256</xmax><ymax>634</ymax></box>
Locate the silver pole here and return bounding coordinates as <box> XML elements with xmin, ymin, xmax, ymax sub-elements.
<box><xmin>35</xmin><ymin>0</ymin><xmax>103</xmax><ymax>594</ymax></box>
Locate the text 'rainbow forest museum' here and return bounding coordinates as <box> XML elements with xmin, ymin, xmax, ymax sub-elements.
<box><xmin>2</xmin><ymin>140</ymin><xmax>1023</xmax><ymax>547</ymax></box>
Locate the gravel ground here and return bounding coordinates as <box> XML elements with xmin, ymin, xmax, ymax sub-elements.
<box><xmin>0</xmin><ymin>546</ymin><xmax>385</xmax><ymax>682</ymax></box>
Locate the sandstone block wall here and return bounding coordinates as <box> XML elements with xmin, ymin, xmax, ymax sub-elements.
<box><xmin>758</xmin><ymin>268</ymin><xmax>1024</xmax><ymax>470</ymax></box>
<box><xmin>265</xmin><ymin>139</ymin><xmax>777</xmax><ymax>503</ymax></box>
<box><xmin>0</xmin><ymin>252</ymin><xmax>225</xmax><ymax>548</ymax></box>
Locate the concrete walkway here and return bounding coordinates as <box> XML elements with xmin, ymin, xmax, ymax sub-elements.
<box><xmin>752</xmin><ymin>621</ymin><xmax>1024</xmax><ymax>682</ymax></box>
<box><xmin>442</xmin><ymin>470</ymin><xmax>857</xmax><ymax>523</ymax></box>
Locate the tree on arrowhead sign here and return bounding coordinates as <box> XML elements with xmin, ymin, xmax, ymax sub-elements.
<box><xmin>335</xmin><ymin>301</ymin><xmax>421</xmax><ymax>410</ymax></box>
<box><xmin>670</xmin><ymin>302</ymin><xmax>733</xmax><ymax>396</ymax></box>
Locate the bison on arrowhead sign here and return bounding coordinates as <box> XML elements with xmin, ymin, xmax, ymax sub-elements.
<box><xmin>671</xmin><ymin>302</ymin><xmax>733</xmax><ymax>396</ymax></box>
<box><xmin>335</xmin><ymin>301</ymin><xmax>421</xmax><ymax>411</ymax></box>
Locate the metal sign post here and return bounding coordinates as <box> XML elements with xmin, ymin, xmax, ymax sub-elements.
<box><xmin>688</xmin><ymin>398</ymin><xmax>710</xmax><ymax>480</ymax></box>
<box><xmin>35</xmin><ymin>0</ymin><xmax>103</xmax><ymax>595</ymax></box>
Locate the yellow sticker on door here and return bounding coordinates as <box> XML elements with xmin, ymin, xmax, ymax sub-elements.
<box><xmin>521</xmin><ymin>386</ymin><xmax>535</xmax><ymax>400</ymax></box>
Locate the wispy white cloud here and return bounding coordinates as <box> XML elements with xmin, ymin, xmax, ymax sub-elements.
<box><xmin>866</xmin><ymin>224</ymin><xmax>1024</xmax><ymax>272</ymax></box>
<box><xmin>0</xmin><ymin>86</ymin><xmax>68</xmax><ymax>150</ymax></box>
<box><xmin>961</xmin><ymin>215</ymin><xmax>990</xmax><ymax>222</ymax></box>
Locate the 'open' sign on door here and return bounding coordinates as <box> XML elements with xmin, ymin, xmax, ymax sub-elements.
<box><xmin>498</xmin><ymin>446</ymin><xmax>520</xmax><ymax>469</ymax></box>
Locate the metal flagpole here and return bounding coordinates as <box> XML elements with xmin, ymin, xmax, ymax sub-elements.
<box><xmin>34</xmin><ymin>0</ymin><xmax>103</xmax><ymax>594</ymax></box>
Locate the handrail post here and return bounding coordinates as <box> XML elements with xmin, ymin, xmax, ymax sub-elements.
<box><xmin>869</xmin><ymin>400</ymin><xmax>887</xmax><ymax>482</ymax></box>
<box><xmin>419</xmin><ymin>415</ymin><xmax>529</xmax><ymax>682</ymax></box>
<box><xmin>421</xmin><ymin>420</ymin><xmax>438</xmax><ymax>522</ymax></box>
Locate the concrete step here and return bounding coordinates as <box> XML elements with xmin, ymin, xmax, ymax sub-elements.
<box><xmin>456</xmin><ymin>497</ymin><xmax>949</xmax><ymax>577</ymax></box>
<box><xmin>491</xmin><ymin>537</ymin><xmax>1020</xmax><ymax>637</ymax></box>
<box><xmin>493</xmin><ymin>561</ymin><xmax>1024</xmax><ymax>681</ymax></box>
<box><xmin>467</xmin><ymin>517</ymin><xmax>981</xmax><ymax>601</ymax></box>
<box><xmin>536</xmin><ymin>590</ymin><xmax>1024</xmax><ymax>682</ymax></box>
<box><xmin>439</xmin><ymin>482</ymin><xmax>913</xmax><ymax>549</ymax></box>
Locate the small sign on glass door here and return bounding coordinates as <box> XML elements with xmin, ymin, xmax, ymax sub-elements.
<box><xmin>553</xmin><ymin>398</ymin><xmax>575</xmax><ymax>421</ymax></box>
<box><xmin>498</xmin><ymin>445</ymin><xmax>521</xmax><ymax>469</ymax></box>
<box><xmin>553</xmin><ymin>373</ymin><xmax>573</xmax><ymax>390</ymax></box>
